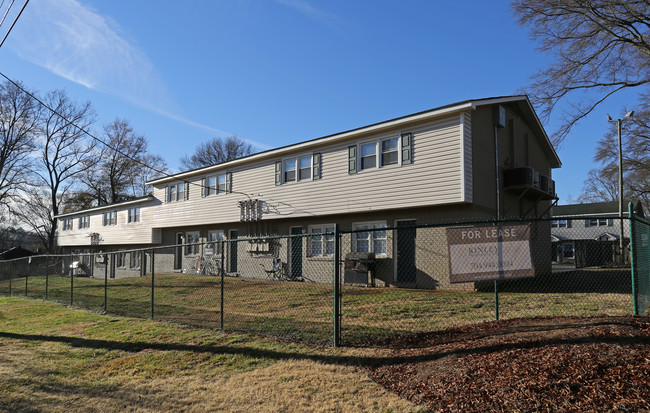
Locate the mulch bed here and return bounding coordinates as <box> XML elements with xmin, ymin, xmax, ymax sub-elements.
<box><xmin>367</xmin><ymin>316</ymin><xmax>650</xmax><ymax>412</ymax></box>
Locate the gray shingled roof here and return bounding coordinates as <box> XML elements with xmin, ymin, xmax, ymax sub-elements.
<box><xmin>552</xmin><ymin>200</ymin><xmax>643</xmax><ymax>217</ymax></box>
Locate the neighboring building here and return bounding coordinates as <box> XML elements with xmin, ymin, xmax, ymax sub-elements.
<box><xmin>551</xmin><ymin>201</ymin><xmax>645</xmax><ymax>267</ymax></box>
<box><xmin>55</xmin><ymin>95</ymin><xmax>561</xmax><ymax>289</ymax></box>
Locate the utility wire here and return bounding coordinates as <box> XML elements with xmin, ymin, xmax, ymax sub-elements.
<box><xmin>0</xmin><ymin>0</ymin><xmax>27</xmax><ymax>49</ymax></box>
<box><xmin>0</xmin><ymin>70</ymin><xmax>258</xmax><ymax>201</ymax></box>
<box><xmin>0</xmin><ymin>0</ymin><xmax>15</xmax><ymax>29</ymax></box>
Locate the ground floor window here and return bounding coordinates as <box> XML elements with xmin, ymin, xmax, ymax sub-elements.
<box><xmin>352</xmin><ymin>221</ymin><xmax>387</xmax><ymax>256</ymax></box>
<box><xmin>563</xmin><ymin>242</ymin><xmax>575</xmax><ymax>259</ymax></box>
<box><xmin>308</xmin><ymin>224</ymin><xmax>335</xmax><ymax>257</ymax></box>
<box><xmin>129</xmin><ymin>251</ymin><xmax>141</xmax><ymax>269</ymax></box>
<box><xmin>116</xmin><ymin>252</ymin><xmax>126</xmax><ymax>268</ymax></box>
<box><xmin>185</xmin><ymin>231</ymin><xmax>201</xmax><ymax>255</ymax></box>
<box><xmin>207</xmin><ymin>230</ymin><xmax>225</xmax><ymax>256</ymax></box>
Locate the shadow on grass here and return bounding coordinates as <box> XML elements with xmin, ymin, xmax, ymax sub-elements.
<box><xmin>2</xmin><ymin>318</ymin><xmax>649</xmax><ymax>368</ymax></box>
<box><xmin>488</xmin><ymin>268</ymin><xmax>632</xmax><ymax>294</ymax></box>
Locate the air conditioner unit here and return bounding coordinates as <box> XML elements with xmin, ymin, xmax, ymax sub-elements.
<box><xmin>504</xmin><ymin>167</ymin><xmax>535</xmax><ymax>188</ymax></box>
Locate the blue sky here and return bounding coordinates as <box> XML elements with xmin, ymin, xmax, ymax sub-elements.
<box><xmin>0</xmin><ymin>0</ymin><xmax>641</xmax><ymax>204</ymax></box>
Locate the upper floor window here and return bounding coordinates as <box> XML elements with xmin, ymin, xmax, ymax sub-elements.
<box><xmin>103</xmin><ymin>211</ymin><xmax>117</xmax><ymax>226</ymax></box>
<box><xmin>349</xmin><ymin>133</ymin><xmax>412</xmax><ymax>174</ymax></box>
<box><xmin>275</xmin><ymin>154</ymin><xmax>321</xmax><ymax>185</ymax></box>
<box><xmin>78</xmin><ymin>216</ymin><xmax>90</xmax><ymax>229</ymax></box>
<box><xmin>167</xmin><ymin>182</ymin><xmax>186</xmax><ymax>202</ymax></box>
<box><xmin>586</xmin><ymin>218</ymin><xmax>610</xmax><ymax>227</ymax></box>
<box><xmin>204</xmin><ymin>173</ymin><xmax>229</xmax><ymax>196</ymax></box>
<box><xmin>128</xmin><ymin>207</ymin><xmax>140</xmax><ymax>223</ymax></box>
<box><xmin>62</xmin><ymin>218</ymin><xmax>73</xmax><ymax>231</ymax></box>
<box><xmin>551</xmin><ymin>219</ymin><xmax>568</xmax><ymax>228</ymax></box>
<box><xmin>352</xmin><ymin>221</ymin><xmax>387</xmax><ymax>256</ymax></box>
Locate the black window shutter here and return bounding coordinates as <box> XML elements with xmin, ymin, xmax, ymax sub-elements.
<box><xmin>607</xmin><ymin>218</ymin><xmax>613</xmax><ymax>226</ymax></box>
<box><xmin>348</xmin><ymin>146</ymin><xmax>357</xmax><ymax>174</ymax></box>
<box><xmin>201</xmin><ymin>178</ymin><xmax>206</xmax><ymax>197</ymax></box>
<box><xmin>275</xmin><ymin>161</ymin><xmax>282</xmax><ymax>185</ymax></box>
<box><xmin>401</xmin><ymin>133</ymin><xmax>412</xmax><ymax>165</ymax></box>
<box><xmin>185</xmin><ymin>182</ymin><xmax>190</xmax><ymax>200</ymax></box>
<box><xmin>164</xmin><ymin>186</ymin><xmax>169</xmax><ymax>203</ymax></box>
<box><xmin>313</xmin><ymin>153</ymin><xmax>321</xmax><ymax>180</ymax></box>
<box><xmin>567</xmin><ymin>220</ymin><xmax>572</xmax><ymax>228</ymax></box>
<box><xmin>226</xmin><ymin>172</ymin><xmax>232</xmax><ymax>193</ymax></box>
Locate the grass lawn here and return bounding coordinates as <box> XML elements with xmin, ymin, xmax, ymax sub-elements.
<box><xmin>0</xmin><ymin>297</ymin><xmax>424</xmax><ymax>412</ymax></box>
<box><xmin>0</xmin><ymin>272</ymin><xmax>634</xmax><ymax>345</ymax></box>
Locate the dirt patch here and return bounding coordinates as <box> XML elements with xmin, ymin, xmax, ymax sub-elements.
<box><xmin>368</xmin><ymin>316</ymin><xmax>650</xmax><ymax>412</ymax></box>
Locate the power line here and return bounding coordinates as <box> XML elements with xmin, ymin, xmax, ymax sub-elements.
<box><xmin>0</xmin><ymin>0</ymin><xmax>27</xmax><ymax>49</ymax></box>
<box><xmin>0</xmin><ymin>0</ymin><xmax>15</xmax><ymax>30</ymax></box>
<box><xmin>0</xmin><ymin>71</ymin><xmax>258</xmax><ymax>201</ymax></box>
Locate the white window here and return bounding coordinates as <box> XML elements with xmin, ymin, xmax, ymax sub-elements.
<box><xmin>551</xmin><ymin>219</ymin><xmax>568</xmax><ymax>228</ymax></box>
<box><xmin>352</xmin><ymin>221</ymin><xmax>387</xmax><ymax>256</ymax></box>
<box><xmin>308</xmin><ymin>225</ymin><xmax>335</xmax><ymax>257</ymax></box>
<box><xmin>360</xmin><ymin>142</ymin><xmax>377</xmax><ymax>170</ymax></box>
<box><xmin>381</xmin><ymin>137</ymin><xmax>399</xmax><ymax>166</ymax></box>
<box><xmin>185</xmin><ymin>231</ymin><xmax>200</xmax><ymax>255</ymax></box>
<box><xmin>283</xmin><ymin>155</ymin><xmax>312</xmax><ymax>183</ymax></box>
<box><xmin>587</xmin><ymin>218</ymin><xmax>608</xmax><ymax>227</ymax></box>
<box><xmin>168</xmin><ymin>182</ymin><xmax>185</xmax><ymax>202</ymax></box>
<box><xmin>128</xmin><ymin>207</ymin><xmax>140</xmax><ymax>223</ymax></box>
<box><xmin>129</xmin><ymin>251</ymin><xmax>141</xmax><ymax>269</ymax></box>
<box><xmin>62</xmin><ymin>218</ymin><xmax>73</xmax><ymax>231</ymax></box>
<box><xmin>78</xmin><ymin>216</ymin><xmax>90</xmax><ymax>229</ymax></box>
<box><xmin>206</xmin><ymin>173</ymin><xmax>227</xmax><ymax>196</ymax></box>
<box><xmin>207</xmin><ymin>230</ymin><xmax>225</xmax><ymax>255</ymax></box>
<box><xmin>102</xmin><ymin>211</ymin><xmax>117</xmax><ymax>226</ymax></box>
<box><xmin>116</xmin><ymin>252</ymin><xmax>126</xmax><ymax>268</ymax></box>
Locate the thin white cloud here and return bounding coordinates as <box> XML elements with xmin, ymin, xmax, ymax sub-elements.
<box><xmin>8</xmin><ymin>0</ymin><xmax>269</xmax><ymax>150</ymax></box>
<box><xmin>276</xmin><ymin>0</ymin><xmax>342</xmax><ymax>26</ymax></box>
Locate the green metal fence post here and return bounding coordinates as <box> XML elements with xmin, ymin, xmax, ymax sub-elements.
<box><xmin>333</xmin><ymin>224</ymin><xmax>341</xmax><ymax>347</ymax></box>
<box><xmin>629</xmin><ymin>202</ymin><xmax>638</xmax><ymax>316</ymax></box>
<box><xmin>8</xmin><ymin>262</ymin><xmax>12</xmax><ymax>296</ymax></box>
<box><xmin>45</xmin><ymin>255</ymin><xmax>49</xmax><ymax>301</ymax></box>
<box><xmin>25</xmin><ymin>257</ymin><xmax>29</xmax><ymax>297</ymax></box>
<box><xmin>70</xmin><ymin>253</ymin><xmax>74</xmax><ymax>306</ymax></box>
<box><xmin>104</xmin><ymin>253</ymin><xmax>108</xmax><ymax>312</ymax></box>
<box><xmin>220</xmin><ymin>241</ymin><xmax>225</xmax><ymax>330</ymax></box>
<box><xmin>494</xmin><ymin>280</ymin><xmax>499</xmax><ymax>320</ymax></box>
<box><xmin>151</xmin><ymin>248</ymin><xmax>155</xmax><ymax>320</ymax></box>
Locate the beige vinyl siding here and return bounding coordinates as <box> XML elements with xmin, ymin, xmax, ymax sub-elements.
<box><xmin>56</xmin><ymin>201</ymin><xmax>158</xmax><ymax>247</ymax></box>
<box><xmin>151</xmin><ymin>115</ymin><xmax>466</xmax><ymax>228</ymax></box>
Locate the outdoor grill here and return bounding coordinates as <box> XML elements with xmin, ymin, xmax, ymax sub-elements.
<box><xmin>344</xmin><ymin>252</ymin><xmax>375</xmax><ymax>285</ymax></box>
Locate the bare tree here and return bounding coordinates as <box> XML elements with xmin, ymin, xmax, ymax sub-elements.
<box><xmin>82</xmin><ymin>119</ymin><xmax>167</xmax><ymax>204</ymax></box>
<box><xmin>15</xmin><ymin>90</ymin><xmax>96</xmax><ymax>252</ymax></box>
<box><xmin>0</xmin><ymin>80</ymin><xmax>39</xmax><ymax>209</ymax></box>
<box><xmin>512</xmin><ymin>0</ymin><xmax>650</xmax><ymax>145</ymax></box>
<box><xmin>180</xmin><ymin>135</ymin><xmax>253</xmax><ymax>170</ymax></box>
<box><xmin>579</xmin><ymin>106</ymin><xmax>650</xmax><ymax>211</ymax></box>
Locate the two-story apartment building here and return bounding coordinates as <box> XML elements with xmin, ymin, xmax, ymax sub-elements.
<box><xmin>55</xmin><ymin>95</ymin><xmax>561</xmax><ymax>289</ymax></box>
<box><xmin>551</xmin><ymin>200</ymin><xmax>645</xmax><ymax>267</ymax></box>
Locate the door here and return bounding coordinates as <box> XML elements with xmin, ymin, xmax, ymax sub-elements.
<box><xmin>396</xmin><ymin>220</ymin><xmax>417</xmax><ymax>284</ymax></box>
<box><xmin>290</xmin><ymin>227</ymin><xmax>303</xmax><ymax>279</ymax></box>
<box><xmin>174</xmin><ymin>233</ymin><xmax>183</xmax><ymax>270</ymax></box>
<box><xmin>229</xmin><ymin>230</ymin><xmax>238</xmax><ymax>273</ymax></box>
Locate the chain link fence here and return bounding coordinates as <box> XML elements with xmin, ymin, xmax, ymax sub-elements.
<box><xmin>1</xmin><ymin>215</ymin><xmax>648</xmax><ymax>346</ymax></box>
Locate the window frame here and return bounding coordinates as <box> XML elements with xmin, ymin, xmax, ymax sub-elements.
<box><xmin>129</xmin><ymin>251</ymin><xmax>141</xmax><ymax>269</ymax></box>
<box><xmin>185</xmin><ymin>231</ymin><xmax>201</xmax><ymax>255</ymax></box>
<box><xmin>308</xmin><ymin>224</ymin><xmax>335</xmax><ymax>257</ymax></box>
<box><xmin>205</xmin><ymin>173</ymin><xmax>228</xmax><ymax>196</ymax></box>
<box><xmin>62</xmin><ymin>218</ymin><xmax>73</xmax><ymax>231</ymax></box>
<box><xmin>562</xmin><ymin>242</ymin><xmax>575</xmax><ymax>259</ymax></box>
<box><xmin>352</xmin><ymin>221</ymin><xmax>388</xmax><ymax>256</ymax></box>
<box><xmin>551</xmin><ymin>219</ymin><xmax>568</xmax><ymax>228</ymax></box>
<box><xmin>168</xmin><ymin>182</ymin><xmax>186</xmax><ymax>202</ymax></box>
<box><xmin>207</xmin><ymin>230</ymin><xmax>225</xmax><ymax>256</ymax></box>
<box><xmin>102</xmin><ymin>211</ymin><xmax>117</xmax><ymax>226</ymax></box>
<box><xmin>128</xmin><ymin>207</ymin><xmax>140</xmax><ymax>223</ymax></box>
<box><xmin>78</xmin><ymin>216</ymin><xmax>90</xmax><ymax>229</ymax></box>
<box><xmin>587</xmin><ymin>218</ymin><xmax>608</xmax><ymax>227</ymax></box>
<box><xmin>116</xmin><ymin>252</ymin><xmax>126</xmax><ymax>268</ymax></box>
<box><xmin>355</xmin><ymin>135</ymin><xmax>404</xmax><ymax>173</ymax></box>
<box><xmin>282</xmin><ymin>155</ymin><xmax>313</xmax><ymax>184</ymax></box>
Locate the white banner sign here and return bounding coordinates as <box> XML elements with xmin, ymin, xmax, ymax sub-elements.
<box><xmin>446</xmin><ymin>224</ymin><xmax>534</xmax><ymax>283</ymax></box>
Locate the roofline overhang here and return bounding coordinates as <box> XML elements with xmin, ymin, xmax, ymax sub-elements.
<box><xmin>147</xmin><ymin>95</ymin><xmax>560</xmax><ymax>185</ymax></box>
<box><xmin>54</xmin><ymin>196</ymin><xmax>155</xmax><ymax>219</ymax></box>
